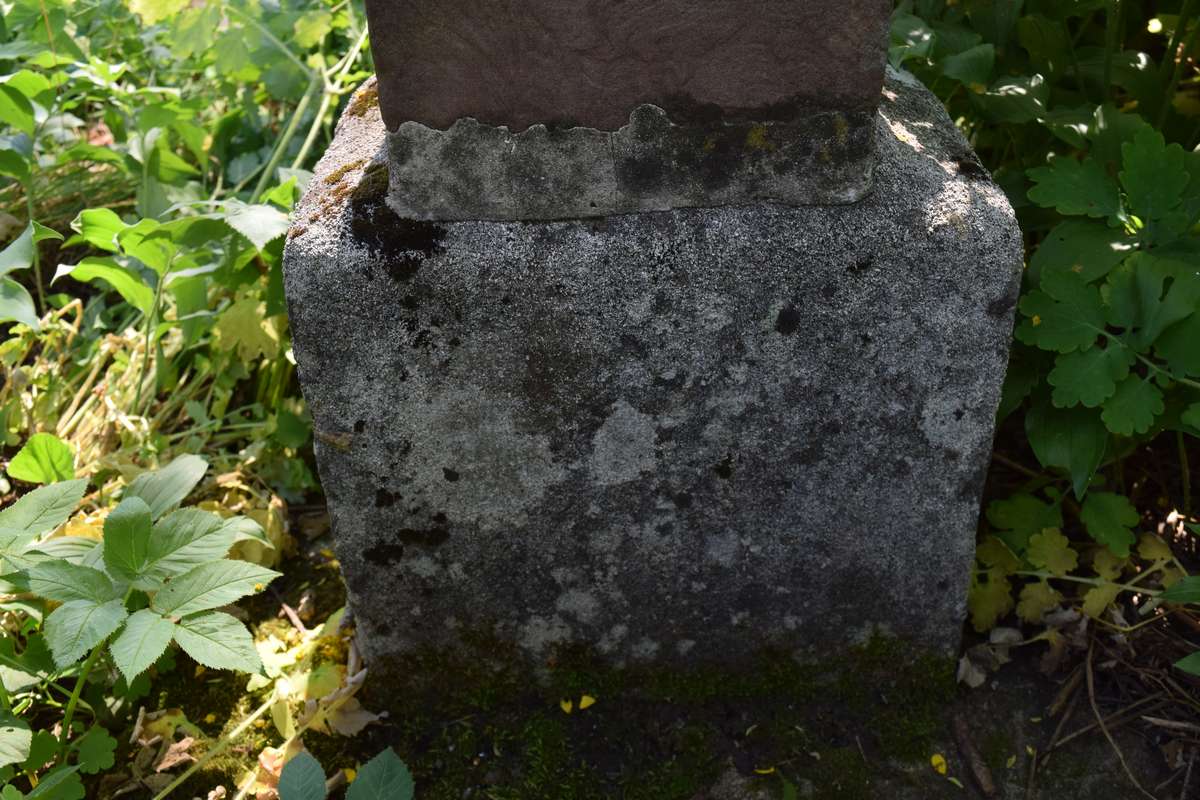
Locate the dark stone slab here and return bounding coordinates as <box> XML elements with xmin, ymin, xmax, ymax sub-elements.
<box><xmin>364</xmin><ymin>0</ymin><xmax>892</xmax><ymax>132</ymax></box>
<box><xmin>284</xmin><ymin>70</ymin><xmax>1023</xmax><ymax>669</ymax></box>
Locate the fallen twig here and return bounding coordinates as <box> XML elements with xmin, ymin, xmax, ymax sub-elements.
<box><xmin>952</xmin><ymin>712</ymin><xmax>997</xmax><ymax>797</ymax></box>
<box><xmin>1087</xmin><ymin>640</ymin><xmax>1158</xmax><ymax>800</ymax></box>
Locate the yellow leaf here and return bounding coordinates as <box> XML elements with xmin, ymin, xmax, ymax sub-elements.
<box><xmin>579</xmin><ymin>694</ymin><xmax>596</xmax><ymax>710</ymax></box>
<box><xmin>1137</xmin><ymin>533</ymin><xmax>1173</xmax><ymax>564</ymax></box>
<box><xmin>560</xmin><ymin>699</ymin><xmax>573</xmax><ymax>714</ymax></box>
<box><xmin>1017</xmin><ymin>580</ymin><xmax>1062</xmax><ymax>623</ymax></box>
<box><xmin>931</xmin><ymin>754</ymin><xmax>948</xmax><ymax>775</ymax></box>
<box><xmin>968</xmin><ymin>569</ymin><xmax>1014</xmax><ymax>632</ymax></box>
<box><xmin>754</xmin><ymin>767</ymin><xmax>776</xmax><ymax>775</ymax></box>
<box><xmin>948</xmin><ymin>777</ymin><xmax>965</xmax><ymax>789</ymax></box>
<box><xmin>213</xmin><ymin>298</ymin><xmax>280</xmax><ymax>362</ymax></box>
<box><xmin>1027</xmin><ymin>529</ymin><xmax>1078</xmax><ymax>577</ymax></box>
<box><xmin>977</xmin><ymin>536</ymin><xmax>1020</xmax><ymax>573</ymax></box>
<box><xmin>128</xmin><ymin>0</ymin><xmax>188</xmax><ymax>24</ymax></box>
<box><xmin>1082</xmin><ymin>583</ymin><xmax>1122</xmax><ymax>618</ymax></box>
<box><xmin>1161</xmin><ymin>566</ymin><xmax>1185</xmax><ymax>589</ymax></box>
<box><xmin>1006</xmin><ymin>755</ymin><xmax>1017</xmax><ymax>769</ymax></box>
<box><xmin>1093</xmin><ymin>549</ymin><xmax>1127</xmax><ymax>581</ymax></box>
<box><xmin>344</xmin><ymin>768</ymin><xmax>356</xmax><ymax>783</ymax></box>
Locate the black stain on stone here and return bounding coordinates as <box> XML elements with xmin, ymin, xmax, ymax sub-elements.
<box><xmin>442</xmin><ymin>467</ymin><xmax>460</xmax><ymax>482</ymax></box>
<box><xmin>987</xmin><ymin>296</ymin><xmax>1016</xmax><ymax>318</ymax></box>
<box><xmin>775</xmin><ymin>305</ymin><xmax>802</xmax><ymax>335</ymax></box>
<box><xmin>375</xmin><ymin>488</ymin><xmax>400</xmax><ymax>507</ymax></box>
<box><xmin>790</xmin><ymin>442</ymin><xmax>825</xmax><ymax>466</ymax></box>
<box><xmin>349</xmin><ymin>188</ymin><xmax>446</xmax><ymax>281</ymax></box>
<box><xmin>820</xmin><ymin>284</ymin><xmax>837</xmax><ymax>300</ymax></box>
<box><xmin>364</xmin><ymin>542</ymin><xmax>405</xmax><ymax>565</ymax></box>
<box><xmin>848</xmin><ymin>255</ymin><xmax>874</xmax><ymax>274</ymax></box>
<box><xmin>397</xmin><ymin>524</ymin><xmax>450</xmax><ymax>548</ymax></box>
<box><xmin>674</xmin><ymin>492</ymin><xmax>693</xmax><ymax>510</ymax></box>
<box><xmin>354</xmin><ymin>420</ymin><xmax>366</xmax><ymax>433</ymax></box>
<box><xmin>713</xmin><ymin>453</ymin><xmax>735</xmax><ymax>480</ymax></box>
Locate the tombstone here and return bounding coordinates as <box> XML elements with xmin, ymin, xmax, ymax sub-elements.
<box><xmin>283</xmin><ymin>1</ymin><xmax>1023</xmax><ymax>670</ymax></box>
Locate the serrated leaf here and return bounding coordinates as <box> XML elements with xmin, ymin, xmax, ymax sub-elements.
<box><xmin>278</xmin><ymin>751</ymin><xmax>327</xmax><ymax>800</ymax></box>
<box><xmin>1103</xmin><ymin>255</ymin><xmax>1198</xmax><ymax>350</ymax></box>
<box><xmin>346</xmin><ymin>748</ymin><xmax>414</xmax><ymax>800</ymax></box>
<box><xmin>137</xmin><ymin>509</ymin><xmax>230</xmax><ymax>588</ymax></box>
<box><xmin>0</xmin><ymin>277</ymin><xmax>39</xmax><ymax>330</ymax></box>
<box><xmin>44</xmin><ymin>599</ymin><xmax>127</xmax><ymax>668</ymax></box>
<box><xmin>1092</xmin><ymin>549</ymin><xmax>1127</xmax><ymax>581</ymax></box>
<box><xmin>1030</xmin><ymin>220</ymin><xmax>1131</xmax><ymax>284</ymax></box>
<box><xmin>213</xmin><ymin>298</ymin><xmax>280</xmax><ymax>362</ymax></box>
<box><xmin>1082</xmin><ymin>583</ymin><xmax>1122</xmax><ymax>619</ymax></box>
<box><xmin>102</xmin><ymin>497</ymin><xmax>153</xmax><ymax>581</ymax></box>
<box><xmin>1120</xmin><ymin>127</ymin><xmax>1190</xmax><ymax>222</ymax></box>
<box><xmin>968</xmin><ymin>568</ymin><xmax>1014</xmax><ymax>633</ymax></box>
<box><xmin>152</xmin><ymin>560</ymin><xmax>279</xmax><ymax>617</ymax></box>
<box><xmin>173</xmin><ymin>611</ymin><xmax>261</xmax><ymax>673</ymax></box>
<box><xmin>128</xmin><ymin>0</ymin><xmax>188</xmax><ymax>24</ymax></box>
<box><xmin>1027</xmin><ymin>156</ymin><xmax>1121</xmax><ymax>218</ymax></box>
<box><xmin>125</xmin><ymin>455</ymin><xmax>208</xmax><ymax>519</ymax></box>
<box><xmin>1162</xmin><ymin>576</ymin><xmax>1200</xmax><ymax>604</ymax></box>
<box><xmin>1157</xmin><ymin>316</ymin><xmax>1200</xmax><ymax>377</ymax></box>
<box><xmin>1101</xmin><ymin>376</ymin><xmax>1164</xmax><ymax>436</ymax></box>
<box><xmin>109</xmin><ymin>609</ymin><xmax>174</xmax><ymax>683</ymax></box>
<box><xmin>985</xmin><ymin>493</ymin><xmax>1062</xmax><ymax>553</ymax></box>
<box><xmin>1079</xmin><ymin>491</ymin><xmax>1139</xmax><ymax>556</ymax></box>
<box><xmin>0</xmin><ymin>712</ymin><xmax>31</xmax><ymax>769</ymax></box>
<box><xmin>72</xmin><ymin>726</ymin><xmax>116</xmax><ymax>774</ymax></box>
<box><xmin>1047</xmin><ymin>345</ymin><xmax>1133</xmax><ymax>408</ymax></box>
<box><xmin>27</xmin><ymin>561</ymin><xmax>115</xmax><ymax>603</ymax></box>
<box><xmin>1027</xmin><ymin>529</ymin><xmax>1078</xmax><ymax>576</ymax></box>
<box><xmin>52</xmin><ymin>257</ymin><xmax>154</xmax><ymax>315</ymax></box>
<box><xmin>1016</xmin><ymin>270</ymin><xmax>1106</xmax><ymax>353</ymax></box>
<box><xmin>0</xmin><ymin>479</ymin><xmax>86</xmax><ymax>536</ymax></box>
<box><xmin>1138</xmin><ymin>533</ymin><xmax>1173</xmax><ymax>563</ymax></box>
<box><xmin>1017</xmin><ymin>580</ymin><xmax>1062</xmax><ymax>623</ymax></box>
<box><xmin>7</xmin><ymin>433</ymin><xmax>75</xmax><ymax>484</ymax></box>
<box><xmin>976</xmin><ymin>535</ymin><xmax>1021</xmax><ymax>573</ymax></box>
<box><xmin>293</xmin><ymin>11</ymin><xmax>333</xmax><ymax>49</ymax></box>
<box><xmin>222</xmin><ymin>201</ymin><xmax>290</xmax><ymax>252</ymax></box>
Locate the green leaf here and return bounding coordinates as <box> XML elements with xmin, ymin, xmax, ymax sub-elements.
<box><xmin>0</xmin><ymin>147</ymin><xmax>30</xmax><ymax>184</ymax></box>
<box><xmin>0</xmin><ymin>85</ymin><xmax>34</xmax><ymax>137</ymax></box>
<box><xmin>1174</xmin><ymin>651</ymin><xmax>1200</xmax><ymax>676</ymax></box>
<box><xmin>1025</xmin><ymin>398</ymin><xmax>1107</xmax><ymax>498</ymax></box>
<box><xmin>0</xmin><ymin>277</ymin><xmax>39</xmax><ymax>330</ymax></box>
<box><xmin>1120</xmin><ymin>127</ymin><xmax>1190</xmax><ymax>222</ymax></box>
<box><xmin>1101</xmin><ymin>376</ymin><xmax>1164</xmax><ymax>437</ymax></box>
<box><xmin>124</xmin><ymin>455</ymin><xmax>208</xmax><ymax>519</ymax></box>
<box><xmin>70</xmin><ymin>209</ymin><xmax>127</xmax><ymax>253</ymax></box>
<box><xmin>7</xmin><ymin>433</ymin><xmax>75</xmax><ymax>484</ymax></box>
<box><xmin>172</xmin><ymin>611</ymin><xmax>262</xmax><ymax>673</ymax></box>
<box><xmin>1047</xmin><ymin>345</ymin><xmax>1133</xmax><ymax>408</ymax></box>
<box><xmin>279</xmin><ymin>750</ymin><xmax>327</xmax><ymax>800</ymax></box>
<box><xmin>109</xmin><ymin>609</ymin><xmax>174</xmax><ymax>683</ymax></box>
<box><xmin>1103</xmin><ymin>254</ymin><xmax>1199</xmax><ymax>350</ymax></box>
<box><xmin>1182</xmin><ymin>403</ymin><xmax>1200</xmax><ymax>431</ymax></box>
<box><xmin>0</xmin><ymin>479</ymin><xmax>86</xmax><ymax>536</ymax></box>
<box><xmin>293</xmin><ymin>11</ymin><xmax>334</xmax><ymax>49</ymax></box>
<box><xmin>72</xmin><ymin>726</ymin><xmax>116</xmax><ymax>775</ymax></box>
<box><xmin>137</xmin><ymin>509</ymin><xmax>231</xmax><ymax>588</ymax></box>
<box><xmin>1016</xmin><ymin>270</ymin><xmax>1106</xmax><ymax>353</ymax></box>
<box><xmin>1029</xmin><ymin>220</ymin><xmax>1131</xmax><ymax>284</ymax></box>
<box><xmin>1162</xmin><ymin>577</ymin><xmax>1200</xmax><ymax>604</ymax></box>
<box><xmin>346</xmin><ymin>749</ymin><xmax>414</xmax><ymax>800</ymax></box>
<box><xmin>27</xmin><ymin>561</ymin><xmax>115</xmax><ymax>604</ymax></box>
<box><xmin>985</xmin><ymin>493</ymin><xmax>1063</xmax><ymax>553</ymax></box>
<box><xmin>222</xmin><ymin>202</ymin><xmax>290</xmax><ymax>252</ymax></box>
<box><xmin>102</xmin><ymin>497</ymin><xmax>153</xmax><ymax>581</ymax></box>
<box><xmin>1079</xmin><ymin>491</ymin><xmax>1139</xmax><ymax>557</ymax></box>
<box><xmin>153</xmin><ymin>560</ymin><xmax>279</xmax><ymax>617</ymax></box>
<box><xmin>22</xmin><ymin>729</ymin><xmax>57</xmax><ymax>771</ymax></box>
<box><xmin>1158</xmin><ymin>316</ymin><xmax>1200</xmax><ymax>377</ymax></box>
<box><xmin>0</xmin><ymin>225</ymin><xmax>32</xmax><ymax>277</ymax></box>
<box><xmin>27</xmin><ymin>764</ymin><xmax>84</xmax><ymax>799</ymax></box>
<box><xmin>0</xmin><ymin>712</ymin><xmax>31</xmax><ymax>769</ymax></box>
<box><xmin>127</xmin><ymin>0</ymin><xmax>188</xmax><ymax>24</ymax></box>
<box><xmin>941</xmin><ymin>43</ymin><xmax>995</xmax><ymax>85</ymax></box>
<box><xmin>52</xmin><ymin>257</ymin><xmax>154</xmax><ymax>315</ymax></box>
<box><xmin>1027</xmin><ymin>156</ymin><xmax>1121</xmax><ymax>218</ymax></box>
<box><xmin>44</xmin><ymin>599</ymin><xmax>127</xmax><ymax>668</ymax></box>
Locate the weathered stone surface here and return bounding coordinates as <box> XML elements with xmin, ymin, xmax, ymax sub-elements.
<box><xmin>364</xmin><ymin>0</ymin><xmax>891</xmax><ymax>218</ymax></box>
<box><xmin>364</xmin><ymin>0</ymin><xmax>891</xmax><ymax>132</ymax></box>
<box><xmin>284</xmin><ymin>69</ymin><xmax>1023</xmax><ymax>670</ymax></box>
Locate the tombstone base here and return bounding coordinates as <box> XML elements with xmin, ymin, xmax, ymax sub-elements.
<box><xmin>284</xmin><ymin>69</ymin><xmax>1022</xmax><ymax>671</ymax></box>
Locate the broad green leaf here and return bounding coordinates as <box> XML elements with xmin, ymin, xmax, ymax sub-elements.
<box><xmin>53</xmin><ymin>257</ymin><xmax>154</xmax><ymax>314</ymax></box>
<box><xmin>1079</xmin><ymin>492</ymin><xmax>1139</xmax><ymax>557</ymax></box>
<box><xmin>0</xmin><ymin>85</ymin><xmax>33</xmax><ymax>137</ymax></box>
<box><xmin>0</xmin><ymin>277</ymin><xmax>38</xmax><ymax>330</ymax></box>
<box><xmin>1025</xmin><ymin>399</ymin><xmax>1107</xmax><ymax>498</ymax></box>
<box><xmin>0</xmin><ymin>147</ymin><xmax>30</xmax><ymax>183</ymax></box>
<box><xmin>1174</xmin><ymin>651</ymin><xmax>1200</xmax><ymax>676</ymax></box>
<box><xmin>7</xmin><ymin>433</ymin><xmax>75</xmax><ymax>484</ymax></box>
<box><xmin>102</xmin><ymin>497</ymin><xmax>153</xmax><ymax>581</ymax></box>
<box><xmin>32</xmin><ymin>222</ymin><xmax>62</xmax><ymax>244</ymax></box>
<box><xmin>222</xmin><ymin>201</ymin><xmax>290</xmax><ymax>252</ymax></box>
<box><xmin>346</xmin><ymin>748</ymin><xmax>414</xmax><ymax>800</ymax></box>
<box><xmin>25</xmin><ymin>536</ymin><xmax>97</xmax><ymax>565</ymax></box>
<box><xmin>128</xmin><ymin>0</ymin><xmax>188</xmax><ymax>24</ymax></box>
<box><xmin>109</xmin><ymin>609</ymin><xmax>174</xmax><ymax>682</ymax></box>
<box><xmin>985</xmin><ymin>493</ymin><xmax>1062</xmax><ymax>553</ymax></box>
<box><xmin>278</xmin><ymin>750</ymin><xmax>327</xmax><ymax>800</ymax></box>
<box><xmin>27</xmin><ymin>561</ymin><xmax>115</xmax><ymax>604</ymax></box>
<box><xmin>1101</xmin><ymin>376</ymin><xmax>1164</xmax><ymax>437</ymax></box>
<box><xmin>22</xmin><ymin>729</ymin><xmax>58</xmax><ymax>772</ymax></box>
<box><xmin>137</xmin><ymin>509</ymin><xmax>230</xmax><ymax>587</ymax></box>
<box><xmin>219</xmin><ymin>516</ymin><xmax>271</xmax><ymax>545</ymax></box>
<box><xmin>213</xmin><ymin>298</ymin><xmax>280</xmax><ymax>361</ymax></box>
<box><xmin>293</xmin><ymin>11</ymin><xmax>334</xmax><ymax>49</ymax></box>
<box><xmin>72</xmin><ymin>726</ymin><xmax>116</xmax><ymax>775</ymax></box>
<box><xmin>44</xmin><ymin>599</ymin><xmax>126</xmax><ymax>668</ymax></box>
<box><xmin>974</xmin><ymin>74</ymin><xmax>1048</xmax><ymax>123</ymax></box>
<box><xmin>125</xmin><ymin>455</ymin><xmax>208</xmax><ymax>519</ymax></box>
<box><xmin>1027</xmin><ymin>156</ymin><xmax>1120</xmax><ymax>218</ymax></box>
<box><xmin>173</xmin><ymin>611</ymin><xmax>261</xmax><ymax>673</ymax></box>
<box><xmin>941</xmin><ymin>43</ymin><xmax>995</xmax><ymax>85</ymax></box>
<box><xmin>1162</xmin><ymin>577</ymin><xmax>1200</xmax><ymax>604</ymax></box>
<box><xmin>1029</xmin><ymin>220</ymin><xmax>1130</xmax><ymax>284</ymax></box>
<box><xmin>0</xmin><ymin>712</ymin><xmax>31</xmax><ymax>769</ymax></box>
<box><xmin>1120</xmin><ymin>128</ymin><xmax>1190</xmax><ymax>222</ymax></box>
<box><xmin>27</xmin><ymin>764</ymin><xmax>84</xmax><ymax>799</ymax></box>
<box><xmin>0</xmin><ymin>224</ymin><xmax>32</xmax><ymax>277</ymax></box>
<box><xmin>0</xmin><ymin>479</ymin><xmax>86</xmax><ymax>536</ymax></box>
<box><xmin>1183</xmin><ymin>403</ymin><xmax>1200</xmax><ymax>431</ymax></box>
<box><xmin>1016</xmin><ymin>270</ymin><xmax>1106</xmax><ymax>353</ymax></box>
<box><xmin>153</xmin><ymin>560</ymin><xmax>280</xmax><ymax>617</ymax></box>
<box><xmin>1157</xmin><ymin>316</ymin><xmax>1200</xmax><ymax>377</ymax></box>
<box><xmin>70</xmin><ymin>208</ymin><xmax>127</xmax><ymax>253</ymax></box>
<box><xmin>1047</xmin><ymin>345</ymin><xmax>1133</xmax><ymax>408</ymax></box>
<box><xmin>1104</xmin><ymin>255</ymin><xmax>1199</xmax><ymax>350</ymax></box>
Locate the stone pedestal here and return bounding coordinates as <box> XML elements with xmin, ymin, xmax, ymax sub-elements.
<box><xmin>283</xmin><ymin>69</ymin><xmax>1022</xmax><ymax>668</ymax></box>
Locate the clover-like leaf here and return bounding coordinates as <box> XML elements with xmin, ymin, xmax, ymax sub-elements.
<box><xmin>72</xmin><ymin>725</ymin><xmax>116</xmax><ymax>774</ymax></box>
<box><xmin>1030</xmin><ymin>220</ymin><xmax>1132</xmax><ymax>285</ymax></box>
<box><xmin>1079</xmin><ymin>491</ymin><xmax>1139</xmax><ymax>556</ymax></box>
<box><xmin>1120</xmin><ymin>127</ymin><xmax>1190</xmax><ymax>222</ymax></box>
<box><xmin>1016</xmin><ymin>270</ymin><xmax>1106</xmax><ymax>354</ymax></box>
<box><xmin>6</xmin><ymin>433</ymin><xmax>74</xmax><ymax>484</ymax></box>
<box><xmin>1017</xmin><ymin>580</ymin><xmax>1062</xmax><ymax>623</ymax></box>
<box><xmin>968</xmin><ymin>568</ymin><xmax>1014</xmax><ymax>633</ymax></box>
<box><xmin>1101</xmin><ymin>375</ymin><xmax>1164</xmax><ymax>436</ymax></box>
<box><xmin>985</xmin><ymin>493</ymin><xmax>1062</xmax><ymax>553</ymax></box>
<box><xmin>1027</xmin><ymin>528</ymin><xmax>1078</xmax><ymax>576</ymax></box>
<box><xmin>1047</xmin><ymin>345</ymin><xmax>1133</xmax><ymax>408</ymax></box>
<box><xmin>1028</xmin><ymin>156</ymin><xmax>1121</xmax><ymax>218</ymax></box>
<box><xmin>1157</xmin><ymin>316</ymin><xmax>1200</xmax><ymax>377</ymax></box>
<box><xmin>1082</xmin><ymin>583</ymin><xmax>1122</xmax><ymax>619</ymax></box>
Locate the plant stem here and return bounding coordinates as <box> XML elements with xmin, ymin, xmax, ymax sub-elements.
<box><xmin>250</xmin><ymin>74</ymin><xmax>321</xmax><ymax>203</ymax></box>
<box><xmin>56</xmin><ymin>640</ymin><xmax>105</xmax><ymax>761</ymax></box>
<box><xmin>149</xmin><ymin>695</ymin><xmax>275</xmax><ymax>800</ymax></box>
<box><xmin>1012</xmin><ymin>569</ymin><xmax>1163</xmax><ymax>596</ymax></box>
<box><xmin>133</xmin><ymin>271</ymin><xmax>167</xmax><ymax>415</ymax></box>
<box><xmin>25</xmin><ymin>189</ymin><xmax>46</xmax><ymax>314</ymax></box>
